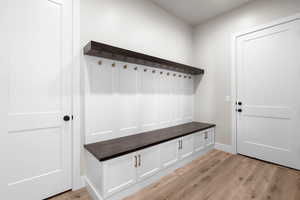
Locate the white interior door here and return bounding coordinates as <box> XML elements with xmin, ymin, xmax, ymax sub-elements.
<box><xmin>1</xmin><ymin>0</ymin><xmax>73</xmax><ymax>199</ymax></box>
<box><xmin>236</xmin><ymin>18</ymin><xmax>300</xmax><ymax>170</ymax></box>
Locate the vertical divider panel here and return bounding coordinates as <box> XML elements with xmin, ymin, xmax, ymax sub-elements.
<box><xmin>85</xmin><ymin>57</ymin><xmax>118</xmax><ymax>143</ymax></box>
<box><xmin>157</xmin><ymin>69</ymin><xmax>172</xmax><ymax>129</ymax></box>
<box><xmin>177</xmin><ymin>73</ymin><xmax>184</xmax><ymax>124</ymax></box>
<box><xmin>140</xmin><ymin>66</ymin><xmax>158</xmax><ymax>132</ymax></box>
<box><xmin>118</xmin><ymin>62</ymin><xmax>139</xmax><ymax>137</ymax></box>
<box><xmin>182</xmin><ymin>74</ymin><xmax>194</xmax><ymax>123</ymax></box>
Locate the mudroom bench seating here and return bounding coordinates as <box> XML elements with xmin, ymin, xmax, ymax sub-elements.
<box><xmin>84</xmin><ymin>122</ymin><xmax>216</xmax><ymax>200</ymax></box>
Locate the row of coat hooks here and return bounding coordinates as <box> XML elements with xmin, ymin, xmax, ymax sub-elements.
<box><xmin>97</xmin><ymin>60</ymin><xmax>193</xmax><ymax>79</ymax></box>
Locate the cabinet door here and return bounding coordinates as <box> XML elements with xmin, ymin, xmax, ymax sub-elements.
<box><xmin>103</xmin><ymin>153</ymin><xmax>137</xmax><ymax>197</ymax></box>
<box><xmin>205</xmin><ymin>128</ymin><xmax>215</xmax><ymax>146</ymax></box>
<box><xmin>179</xmin><ymin>135</ymin><xmax>194</xmax><ymax>160</ymax></box>
<box><xmin>137</xmin><ymin>145</ymin><xmax>161</xmax><ymax>181</ymax></box>
<box><xmin>161</xmin><ymin>139</ymin><xmax>179</xmax><ymax>168</ymax></box>
<box><xmin>194</xmin><ymin>131</ymin><xmax>206</xmax><ymax>152</ymax></box>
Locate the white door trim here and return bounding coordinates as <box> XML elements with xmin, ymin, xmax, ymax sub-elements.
<box><xmin>230</xmin><ymin>13</ymin><xmax>300</xmax><ymax>154</ymax></box>
<box><xmin>72</xmin><ymin>0</ymin><xmax>84</xmax><ymax>190</ymax></box>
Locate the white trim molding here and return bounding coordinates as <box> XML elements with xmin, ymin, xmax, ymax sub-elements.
<box><xmin>230</xmin><ymin>13</ymin><xmax>300</xmax><ymax>155</ymax></box>
<box><xmin>214</xmin><ymin>143</ymin><xmax>235</xmax><ymax>154</ymax></box>
<box><xmin>72</xmin><ymin>0</ymin><xmax>83</xmax><ymax>190</ymax></box>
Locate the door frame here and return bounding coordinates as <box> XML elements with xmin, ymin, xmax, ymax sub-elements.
<box><xmin>72</xmin><ymin>0</ymin><xmax>84</xmax><ymax>190</ymax></box>
<box><xmin>230</xmin><ymin>13</ymin><xmax>300</xmax><ymax>155</ymax></box>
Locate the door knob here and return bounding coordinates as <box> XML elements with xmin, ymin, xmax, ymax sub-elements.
<box><xmin>63</xmin><ymin>115</ymin><xmax>71</xmax><ymax>121</ymax></box>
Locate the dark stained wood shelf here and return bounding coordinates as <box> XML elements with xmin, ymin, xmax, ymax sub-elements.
<box><xmin>84</xmin><ymin>41</ymin><xmax>204</xmax><ymax>75</ymax></box>
<box><xmin>84</xmin><ymin>122</ymin><xmax>215</xmax><ymax>161</ymax></box>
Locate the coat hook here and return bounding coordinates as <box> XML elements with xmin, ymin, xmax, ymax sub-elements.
<box><xmin>98</xmin><ymin>60</ymin><xmax>102</xmax><ymax>65</ymax></box>
<box><xmin>144</xmin><ymin>69</ymin><xmax>147</xmax><ymax>72</ymax></box>
<box><xmin>123</xmin><ymin>64</ymin><xmax>127</xmax><ymax>69</ymax></box>
<box><xmin>167</xmin><ymin>72</ymin><xmax>170</xmax><ymax>76</ymax></box>
<box><xmin>173</xmin><ymin>74</ymin><xmax>176</xmax><ymax>77</ymax></box>
<box><xmin>160</xmin><ymin>71</ymin><xmax>163</xmax><ymax>75</ymax></box>
<box><xmin>184</xmin><ymin>76</ymin><xmax>187</xmax><ymax>78</ymax></box>
<box><xmin>152</xmin><ymin>70</ymin><xmax>156</xmax><ymax>73</ymax></box>
<box><xmin>112</xmin><ymin>63</ymin><xmax>116</xmax><ymax>67</ymax></box>
<box><xmin>189</xmin><ymin>76</ymin><xmax>192</xmax><ymax>79</ymax></box>
<box><xmin>134</xmin><ymin>67</ymin><xmax>138</xmax><ymax>71</ymax></box>
<box><xmin>179</xmin><ymin>75</ymin><xmax>182</xmax><ymax>78</ymax></box>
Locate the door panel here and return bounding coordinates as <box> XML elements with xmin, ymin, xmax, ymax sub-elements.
<box><xmin>4</xmin><ymin>0</ymin><xmax>73</xmax><ymax>199</ymax></box>
<box><xmin>160</xmin><ymin>139</ymin><xmax>179</xmax><ymax>168</ymax></box>
<box><xmin>236</xmin><ymin>19</ymin><xmax>300</xmax><ymax>169</ymax></box>
<box><xmin>205</xmin><ymin>129</ymin><xmax>214</xmax><ymax>146</ymax></box>
<box><xmin>103</xmin><ymin>153</ymin><xmax>136</xmax><ymax>197</ymax></box>
<box><xmin>194</xmin><ymin>132</ymin><xmax>205</xmax><ymax>152</ymax></box>
<box><xmin>137</xmin><ymin>146</ymin><xmax>161</xmax><ymax>181</ymax></box>
<box><xmin>179</xmin><ymin>135</ymin><xmax>194</xmax><ymax>160</ymax></box>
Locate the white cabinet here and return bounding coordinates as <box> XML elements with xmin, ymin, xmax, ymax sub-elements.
<box><xmin>194</xmin><ymin>131</ymin><xmax>206</xmax><ymax>152</ymax></box>
<box><xmin>86</xmin><ymin>127</ymin><xmax>215</xmax><ymax>199</ymax></box>
<box><xmin>179</xmin><ymin>135</ymin><xmax>194</xmax><ymax>160</ymax></box>
<box><xmin>160</xmin><ymin>139</ymin><xmax>179</xmax><ymax>168</ymax></box>
<box><xmin>102</xmin><ymin>145</ymin><xmax>161</xmax><ymax>197</ymax></box>
<box><xmin>204</xmin><ymin>129</ymin><xmax>214</xmax><ymax>146</ymax></box>
<box><xmin>103</xmin><ymin>153</ymin><xmax>137</xmax><ymax>197</ymax></box>
<box><xmin>137</xmin><ymin>145</ymin><xmax>161</xmax><ymax>181</ymax></box>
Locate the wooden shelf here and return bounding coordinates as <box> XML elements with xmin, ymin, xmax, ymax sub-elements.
<box><xmin>84</xmin><ymin>41</ymin><xmax>204</xmax><ymax>75</ymax></box>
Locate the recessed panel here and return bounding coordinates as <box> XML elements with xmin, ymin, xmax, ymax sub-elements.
<box><xmin>118</xmin><ymin>63</ymin><xmax>139</xmax><ymax>135</ymax></box>
<box><xmin>140</xmin><ymin>68</ymin><xmax>157</xmax><ymax>131</ymax></box>
<box><xmin>243</xmin><ymin>116</ymin><xmax>291</xmax><ymax>151</ymax></box>
<box><xmin>157</xmin><ymin>70</ymin><xmax>172</xmax><ymax>128</ymax></box>
<box><xmin>8</xmin><ymin>128</ymin><xmax>61</xmax><ymax>185</ymax></box>
<box><xmin>9</xmin><ymin>0</ymin><xmax>62</xmax><ymax>114</ymax></box>
<box><xmin>86</xmin><ymin>57</ymin><xmax>115</xmax><ymax>137</ymax></box>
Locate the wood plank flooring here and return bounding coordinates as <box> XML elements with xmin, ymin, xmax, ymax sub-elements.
<box><xmin>49</xmin><ymin>150</ymin><xmax>300</xmax><ymax>200</ymax></box>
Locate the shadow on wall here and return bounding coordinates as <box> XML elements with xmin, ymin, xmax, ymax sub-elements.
<box><xmin>193</xmin><ymin>74</ymin><xmax>203</xmax><ymax>94</ymax></box>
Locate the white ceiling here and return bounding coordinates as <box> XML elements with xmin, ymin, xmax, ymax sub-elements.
<box><xmin>150</xmin><ymin>0</ymin><xmax>253</xmax><ymax>25</ymax></box>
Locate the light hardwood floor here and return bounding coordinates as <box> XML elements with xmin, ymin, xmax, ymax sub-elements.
<box><xmin>49</xmin><ymin>150</ymin><xmax>300</xmax><ymax>200</ymax></box>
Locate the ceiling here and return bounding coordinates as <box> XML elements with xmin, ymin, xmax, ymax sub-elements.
<box><xmin>150</xmin><ymin>0</ymin><xmax>253</xmax><ymax>25</ymax></box>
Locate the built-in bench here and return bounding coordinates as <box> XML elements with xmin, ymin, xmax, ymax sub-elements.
<box><xmin>84</xmin><ymin>122</ymin><xmax>216</xmax><ymax>200</ymax></box>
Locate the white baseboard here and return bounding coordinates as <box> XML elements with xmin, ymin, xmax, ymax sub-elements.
<box><xmin>215</xmin><ymin>143</ymin><xmax>235</xmax><ymax>154</ymax></box>
<box><xmin>73</xmin><ymin>176</ymin><xmax>86</xmax><ymax>191</ymax></box>
<box><xmin>85</xmin><ymin>176</ymin><xmax>104</xmax><ymax>200</ymax></box>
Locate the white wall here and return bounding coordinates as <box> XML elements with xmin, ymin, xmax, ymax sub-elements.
<box><xmin>193</xmin><ymin>0</ymin><xmax>300</xmax><ymax>145</ymax></box>
<box><xmin>80</xmin><ymin>0</ymin><xmax>194</xmax><ymax>174</ymax></box>
<box><xmin>80</xmin><ymin>0</ymin><xmax>193</xmax><ymax>65</ymax></box>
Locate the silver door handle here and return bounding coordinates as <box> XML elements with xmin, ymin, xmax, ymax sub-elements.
<box><xmin>138</xmin><ymin>154</ymin><xmax>141</xmax><ymax>166</ymax></box>
<box><xmin>134</xmin><ymin>156</ymin><xmax>137</xmax><ymax>168</ymax></box>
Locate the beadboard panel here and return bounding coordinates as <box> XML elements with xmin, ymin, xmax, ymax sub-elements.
<box><xmin>84</xmin><ymin>56</ymin><xmax>194</xmax><ymax>144</ymax></box>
